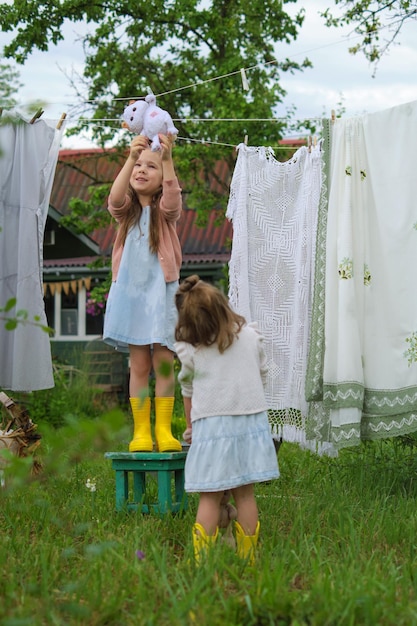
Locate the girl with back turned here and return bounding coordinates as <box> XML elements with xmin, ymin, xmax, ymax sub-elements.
<box><xmin>174</xmin><ymin>275</ymin><xmax>279</xmax><ymax>564</ymax></box>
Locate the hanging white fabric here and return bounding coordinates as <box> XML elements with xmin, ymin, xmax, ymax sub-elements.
<box><xmin>0</xmin><ymin>110</ymin><xmax>65</xmax><ymax>391</ymax></box>
<box><xmin>227</xmin><ymin>144</ymin><xmax>322</xmax><ymax>443</ymax></box>
<box><xmin>307</xmin><ymin>100</ymin><xmax>417</xmax><ymax>448</ymax></box>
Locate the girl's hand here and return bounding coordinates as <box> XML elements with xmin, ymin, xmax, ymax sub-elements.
<box><xmin>159</xmin><ymin>133</ymin><xmax>174</xmax><ymax>161</ymax></box>
<box><xmin>182</xmin><ymin>427</ymin><xmax>192</xmax><ymax>444</ymax></box>
<box><xmin>130</xmin><ymin>135</ymin><xmax>150</xmax><ymax>161</ymax></box>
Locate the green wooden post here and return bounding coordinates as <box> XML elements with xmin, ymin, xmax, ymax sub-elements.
<box><xmin>115</xmin><ymin>469</ymin><xmax>129</xmax><ymax>511</ymax></box>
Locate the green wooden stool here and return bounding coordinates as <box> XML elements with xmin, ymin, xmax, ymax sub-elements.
<box><xmin>104</xmin><ymin>451</ymin><xmax>188</xmax><ymax>515</ymax></box>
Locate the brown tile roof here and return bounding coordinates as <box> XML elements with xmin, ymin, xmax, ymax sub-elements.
<box><xmin>50</xmin><ymin>149</ymin><xmax>232</xmax><ymax>266</ymax></box>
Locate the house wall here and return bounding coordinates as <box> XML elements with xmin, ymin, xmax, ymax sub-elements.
<box><xmin>45</xmin><ymin>263</ymin><xmax>228</xmax><ymax>391</ymax></box>
<box><xmin>50</xmin><ymin>339</ymin><xmax>130</xmax><ymax>401</ymax></box>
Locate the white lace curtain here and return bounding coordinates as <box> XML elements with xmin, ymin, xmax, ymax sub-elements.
<box><xmin>227</xmin><ymin>144</ymin><xmax>323</xmax><ymax>444</ymax></box>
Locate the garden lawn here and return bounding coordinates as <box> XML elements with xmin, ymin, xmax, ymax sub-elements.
<box><xmin>1</xmin><ymin>411</ymin><xmax>417</xmax><ymax>625</ymax></box>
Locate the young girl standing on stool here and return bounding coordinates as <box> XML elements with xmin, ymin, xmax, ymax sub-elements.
<box><xmin>103</xmin><ymin>133</ymin><xmax>182</xmax><ymax>453</ymax></box>
<box><xmin>174</xmin><ymin>275</ymin><xmax>279</xmax><ymax>564</ymax></box>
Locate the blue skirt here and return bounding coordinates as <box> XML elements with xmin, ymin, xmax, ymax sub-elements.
<box><xmin>185</xmin><ymin>411</ymin><xmax>280</xmax><ymax>492</ymax></box>
<box><xmin>103</xmin><ymin>209</ymin><xmax>178</xmax><ymax>353</ymax></box>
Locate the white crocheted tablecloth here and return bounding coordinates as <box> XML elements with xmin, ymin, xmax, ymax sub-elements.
<box><xmin>227</xmin><ymin>144</ymin><xmax>323</xmax><ymax>444</ymax></box>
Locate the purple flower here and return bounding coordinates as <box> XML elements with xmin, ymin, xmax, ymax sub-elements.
<box><xmin>85</xmin><ymin>290</ymin><xmax>108</xmax><ymax>317</ymax></box>
<box><xmin>136</xmin><ymin>550</ymin><xmax>145</xmax><ymax>561</ymax></box>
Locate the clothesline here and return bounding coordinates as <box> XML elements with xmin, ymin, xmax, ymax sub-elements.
<box><xmin>176</xmin><ymin>136</ymin><xmax>318</xmax><ymax>149</ymax></box>
<box><xmin>12</xmin><ymin>15</ymin><xmax>398</xmax><ymax>111</ymax></box>
<box><xmin>1</xmin><ymin>109</ymin><xmax>326</xmax><ymax>149</ymax></box>
<box><xmin>1</xmin><ymin>108</ymin><xmax>325</xmax><ymax>126</ymax></box>
<box><xmin>83</xmin><ymin>18</ymin><xmax>396</xmax><ymax>105</ymax></box>
<box><xmin>48</xmin><ymin>116</ymin><xmax>326</xmax><ymax>127</ymax></box>
<box><xmin>4</xmin><ymin>11</ymin><xmax>388</xmax><ymax>136</ymax></box>
<box><xmin>74</xmin><ymin>117</ymin><xmax>322</xmax><ymax>123</ymax></box>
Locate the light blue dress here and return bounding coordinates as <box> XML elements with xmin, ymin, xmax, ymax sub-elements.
<box><xmin>184</xmin><ymin>412</ymin><xmax>280</xmax><ymax>492</ymax></box>
<box><xmin>103</xmin><ymin>205</ymin><xmax>178</xmax><ymax>352</ymax></box>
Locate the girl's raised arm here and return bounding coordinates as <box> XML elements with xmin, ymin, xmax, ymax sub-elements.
<box><xmin>160</xmin><ymin>133</ymin><xmax>177</xmax><ymax>181</ymax></box>
<box><xmin>109</xmin><ymin>136</ymin><xmax>150</xmax><ymax>207</ymax></box>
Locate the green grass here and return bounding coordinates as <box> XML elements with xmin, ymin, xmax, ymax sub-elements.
<box><xmin>2</xmin><ymin>412</ymin><xmax>417</xmax><ymax>625</ymax></box>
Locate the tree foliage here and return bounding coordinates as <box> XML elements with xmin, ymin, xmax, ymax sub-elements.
<box><xmin>0</xmin><ymin>0</ymin><xmax>313</xmax><ymax>227</ymax></box>
<box><xmin>0</xmin><ymin>57</ymin><xmax>21</xmax><ymax>109</ymax></box>
<box><xmin>322</xmin><ymin>1</ymin><xmax>417</xmax><ymax>66</ymax></box>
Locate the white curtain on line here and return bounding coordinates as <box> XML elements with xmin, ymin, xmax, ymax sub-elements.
<box><xmin>0</xmin><ymin>111</ymin><xmax>65</xmax><ymax>391</ymax></box>
<box><xmin>227</xmin><ymin>144</ymin><xmax>322</xmax><ymax>443</ymax></box>
<box><xmin>307</xmin><ymin>100</ymin><xmax>417</xmax><ymax>448</ymax></box>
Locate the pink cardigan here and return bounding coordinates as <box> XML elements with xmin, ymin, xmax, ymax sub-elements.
<box><xmin>108</xmin><ymin>178</ymin><xmax>183</xmax><ymax>283</ymax></box>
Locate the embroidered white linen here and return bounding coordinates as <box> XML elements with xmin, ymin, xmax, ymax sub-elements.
<box><xmin>316</xmin><ymin>101</ymin><xmax>417</xmax><ymax>447</ymax></box>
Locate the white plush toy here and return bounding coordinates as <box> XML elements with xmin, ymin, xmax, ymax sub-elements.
<box><xmin>122</xmin><ymin>93</ymin><xmax>178</xmax><ymax>151</ymax></box>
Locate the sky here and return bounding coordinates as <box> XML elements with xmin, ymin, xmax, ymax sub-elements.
<box><xmin>1</xmin><ymin>0</ymin><xmax>417</xmax><ymax>148</ymax></box>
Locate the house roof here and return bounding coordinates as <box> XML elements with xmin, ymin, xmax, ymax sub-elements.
<box><xmin>49</xmin><ymin>148</ymin><xmax>233</xmax><ymax>268</ymax></box>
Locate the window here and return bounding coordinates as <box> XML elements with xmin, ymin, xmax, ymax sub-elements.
<box><xmin>86</xmin><ymin>309</ymin><xmax>104</xmax><ymax>335</ymax></box>
<box><xmin>61</xmin><ymin>309</ymin><xmax>78</xmax><ymax>335</ymax></box>
<box><xmin>44</xmin><ymin>292</ymin><xmax>55</xmax><ymax>330</ymax></box>
<box><xmin>44</xmin><ymin>283</ymin><xmax>104</xmax><ymax>340</ymax></box>
<box><xmin>61</xmin><ymin>290</ymin><xmax>78</xmax><ymax>336</ymax></box>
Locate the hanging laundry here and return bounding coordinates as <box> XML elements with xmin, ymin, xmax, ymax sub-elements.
<box><xmin>306</xmin><ymin>100</ymin><xmax>417</xmax><ymax>449</ymax></box>
<box><xmin>227</xmin><ymin>143</ymin><xmax>323</xmax><ymax>444</ymax></box>
<box><xmin>0</xmin><ymin>110</ymin><xmax>65</xmax><ymax>391</ymax></box>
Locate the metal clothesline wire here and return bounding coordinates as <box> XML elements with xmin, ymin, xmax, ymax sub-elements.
<box><xmin>57</xmin><ymin>130</ymin><xmax>318</xmax><ymax>149</ymax></box>
<box><xmin>36</xmin><ymin>15</ymin><xmax>399</xmax><ymax>110</ymax></box>
<box><xmin>71</xmin><ymin>117</ymin><xmax>324</xmax><ymax>123</ymax></box>
<box><xmin>54</xmin><ymin>118</ymin><xmax>325</xmax><ymax>149</ymax></box>
<box><xmin>175</xmin><ymin>136</ymin><xmax>321</xmax><ymax>149</ymax></box>
<box><xmin>79</xmin><ymin>15</ymin><xmax>403</xmax><ymax>106</ymax></box>
<box><xmin>16</xmin><ymin>11</ymin><xmax>402</xmax><ymax>130</ymax></box>
<box><xmin>81</xmin><ymin>22</ymin><xmax>386</xmax><ymax>105</ymax></box>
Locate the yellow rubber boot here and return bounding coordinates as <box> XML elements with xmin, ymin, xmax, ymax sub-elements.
<box><xmin>192</xmin><ymin>523</ymin><xmax>219</xmax><ymax>564</ymax></box>
<box><xmin>235</xmin><ymin>520</ymin><xmax>260</xmax><ymax>566</ymax></box>
<box><xmin>129</xmin><ymin>397</ymin><xmax>153</xmax><ymax>452</ymax></box>
<box><xmin>154</xmin><ymin>396</ymin><xmax>182</xmax><ymax>452</ymax></box>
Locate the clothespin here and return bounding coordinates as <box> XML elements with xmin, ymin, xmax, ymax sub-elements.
<box><xmin>308</xmin><ymin>135</ymin><xmax>312</xmax><ymax>153</ymax></box>
<box><xmin>240</xmin><ymin>68</ymin><xmax>250</xmax><ymax>91</ymax></box>
<box><xmin>331</xmin><ymin>109</ymin><xmax>336</xmax><ymax>123</ymax></box>
<box><xmin>313</xmin><ymin>135</ymin><xmax>317</xmax><ymax>147</ymax></box>
<box><xmin>235</xmin><ymin>135</ymin><xmax>248</xmax><ymax>152</ymax></box>
<box><xmin>30</xmin><ymin>108</ymin><xmax>44</xmax><ymax>124</ymax></box>
<box><xmin>56</xmin><ymin>112</ymin><xmax>67</xmax><ymax>130</ymax></box>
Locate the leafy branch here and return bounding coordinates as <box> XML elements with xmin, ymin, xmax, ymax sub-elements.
<box><xmin>321</xmin><ymin>1</ymin><xmax>417</xmax><ymax>69</ymax></box>
<box><xmin>0</xmin><ymin>298</ymin><xmax>53</xmax><ymax>334</ymax></box>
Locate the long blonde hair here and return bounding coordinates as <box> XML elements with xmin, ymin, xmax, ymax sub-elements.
<box><xmin>118</xmin><ymin>185</ymin><xmax>162</xmax><ymax>253</ymax></box>
<box><xmin>175</xmin><ymin>275</ymin><xmax>246</xmax><ymax>353</ymax></box>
